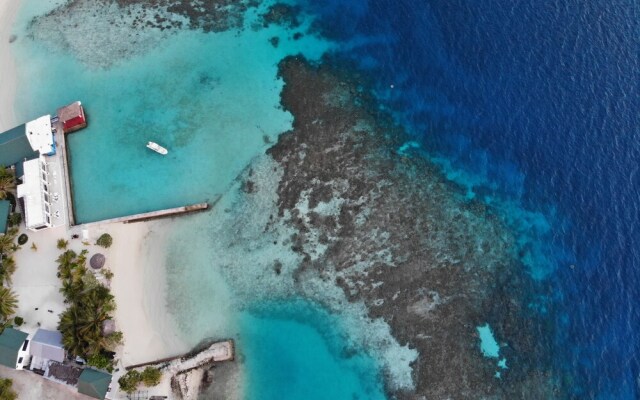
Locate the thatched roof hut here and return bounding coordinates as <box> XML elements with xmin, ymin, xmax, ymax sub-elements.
<box><xmin>89</xmin><ymin>253</ymin><xmax>105</xmax><ymax>269</ymax></box>
<box><xmin>102</xmin><ymin>319</ymin><xmax>116</xmax><ymax>336</ymax></box>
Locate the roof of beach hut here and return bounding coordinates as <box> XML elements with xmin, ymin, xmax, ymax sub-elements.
<box><xmin>77</xmin><ymin>368</ymin><xmax>112</xmax><ymax>400</ymax></box>
<box><xmin>101</xmin><ymin>320</ymin><xmax>116</xmax><ymax>336</ymax></box>
<box><xmin>89</xmin><ymin>253</ymin><xmax>105</xmax><ymax>269</ymax></box>
<box><xmin>0</xmin><ymin>328</ymin><xmax>28</xmax><ymax>368</ymax></box>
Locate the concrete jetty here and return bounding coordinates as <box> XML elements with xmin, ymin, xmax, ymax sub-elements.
<box><xmin>80</xmin><ymin>202</ymin><xmax>209</xmax><ymax>228</ymax></box>
<box><xmin>124</xmin><ymin>340</ymin><xmax>234</xmax><ymax>400</ymax></box>
<box><xmin>125</xmin><ymin>340</ymin><xmax>234</xmax><ymax>371</ymax></box>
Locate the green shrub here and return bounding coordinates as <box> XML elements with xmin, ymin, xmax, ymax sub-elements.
<box><xmin>56</xmin><ymin>239</ymin><xmax>69</xmax><ymax>250</ymax></box>
<box><xmin>103</xmin><ymin>269</ymin><xmax>114</xmax><ymax>281</ymax></box>
<box><xmin>0</xmin><ymin>378</ymin><xmax>17</xmax><ymax>400</ymax></box>
<box><xmin>13</xmin><ymin>316</ymin><xmax>23</xmax><ymax>326</ymax></box>
<box><xmin>118</xmin><ymin>370</ymin><xmax>141</xmax><ymax>394</ymax></box>
<box><xmin>17</xmin><ymin>234</ymin><xmax>27</xmax><ymax>245</ymax></box>
<box><xmin>87</xmin><ymin>352</ymin><xmax>114</xmax><ymax>372</ymax></box>
<box><xmin>7</xmin><ymin>214</ymin><xmax>21</xmax><ymax>227</ymax></box>
<box><xmin>141</xmin><ymin>367</ymin><xmax>162</xmax><ymax>387</ymax></box>
<box><xmin>95</xmin><ymin>234</ymin><xmax>112</xmax><ymax>249</ymax></box>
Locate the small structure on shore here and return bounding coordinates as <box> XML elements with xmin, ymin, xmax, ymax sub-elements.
<box><xmin>0</xmin><ymin>328</ymin><xmax>30</xmax><ymax>369</ymax></box>
<box><xmin>90</xmin><ymin>253</ymin><xmax>106</xmax><ymax>270</ymax></box>
<box><xmin>101</xmin><ymin>319</ymin><xmax>116</xmax><ymax>336</ymax></box>
<box><xmin>77</xmin><ymin>368</ymin><xmax>113</xmax><ymax>400</ymax></box>
<box><xmin>29</xmin><ymin>328</ymin><xmax>65</xmax><ymax>369</ymax></box>
<box><xmin>58</xmin><ymin>101</ymin><xmax>87</xmax><ymax>133</ymax></box>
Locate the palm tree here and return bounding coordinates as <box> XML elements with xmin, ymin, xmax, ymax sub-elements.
<box><xmin>0</xmin><ymin>235</ymin><xmax>14</xmax><ymax>257</ymax></box>
<box><xmin>57</xmin><ymin>250</ymin><xmax>77</xmax><ymax>268</ymax></box>
<box><xmin>59</xmin><ymin>306</ymin><xmax>85</xmax><ymax>357</ymax></box>
<box><xmin>0</xmin><ymin>288</ymin><xmax>17</xmax><ymax>320</ymax></box>
<box><xmin>1</xmin><ymin>257</ymin><xmax>16</xmax><ymax>285</ymax></box>
<box><xmin>0</xmin><ymin>168</ymin><xmax>15</xmax><ymax>200</ymax></box>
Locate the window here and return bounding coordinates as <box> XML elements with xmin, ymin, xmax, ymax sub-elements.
<box><xmin>21</xmin><ymin>340</ymin><xmax>28</xmax><ymax>351</ymax></box>
<box><xmin>17</xmin><ymin>357</ymin><xmax>23</xmax><ymax>364</ymax></box>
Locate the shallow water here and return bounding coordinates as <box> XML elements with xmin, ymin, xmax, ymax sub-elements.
<box><xmin>9</xmin><ymin>0</ymin><xmax>639</xmax><ymax>398</ymax></box>
<box><xmin>12</xmin><ymin>1</ymin><xmax>329</xmax><ymax>224</ymax></box>
<box><xmin>238</xmin><ymin>301</ymin><xmax>386</xmax><ymax>400</ymax></box>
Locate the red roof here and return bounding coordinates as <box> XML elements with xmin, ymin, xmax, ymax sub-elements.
<box><xmin>57</xmin><ymin>101</ymin><xmax>86</xmax><ymax>133</ymax></box>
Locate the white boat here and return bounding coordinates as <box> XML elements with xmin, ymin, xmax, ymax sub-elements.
<box><xmin>146</xmin><ymin>141</ymin><xmax>168</xmax><ymax>155</ymax></box>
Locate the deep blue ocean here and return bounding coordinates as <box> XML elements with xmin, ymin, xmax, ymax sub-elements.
<box><xmin>303</xmin><ymin>0</ymin><xmax>639</xmax><ymax>398</ymax></box>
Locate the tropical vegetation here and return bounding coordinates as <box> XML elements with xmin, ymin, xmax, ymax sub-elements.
<box><xmin>96</xmin><ymin>233</ymin><xmax>113</xmax><ymax>248</ymax></box>
<box><xmin>7</xmin><ymin>213</ymin><xmax>21</xmax><ymax>228</ymax></box>
<box><xmin>118</xmin><ymin>370</ymin><xmax>141</xmax><ymax>394</ymax></box>
<box><xmin>0</xmin><ymin>167</ymin><xmax>15</xmax><ymax>200</ymax></box>
<box><xmin>118</xmin><ymin>367</ymin><xmax>162</xmax><ymax>393</ymax></box>
<box><xmin>0</xmin><ymin>378</ymin><xmax>17</xmax><ymax>400</ymax></box>
<box><xmin>56</xmin><ymin>250</ymin><xmax>123</xmax><ymax>370</ymax></box>
<box><xmin>0</xmin><ymin>226</ymin><xmax>19</xmax><ymax>325</ymax></box>
<box><xmin>87</xmin><ymin>352</ymin><xmax>114</xmax><ymax>372</ymax></box>
<box><xmin>0</xmin><ymin>287</ymin><xmax>17</xmax><ymax>322</ymax></box>
<box><xmin>56</xmin><ymin>238</ymin><xmax>69</xmax><ymax>250</ymax></box>
<box><xmin>141</xmin><ymin>367</ymin><xmax>162</xmax><ymax>386</ymax></box>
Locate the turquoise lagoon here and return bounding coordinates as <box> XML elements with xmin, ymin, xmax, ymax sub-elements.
<box><xmin>10</xmin><ymin>1</ymin><xmax>392</xmax><ymax>399</ymax></box>
<box><xmin>239</xmin><ymin>302</ymin><xmax>386</xmax><ymax>400</ymax></box>
<box><xmin>12</xmin><ymin>1</ymin><xmax>329</xmax><ymax>224</ymax></box>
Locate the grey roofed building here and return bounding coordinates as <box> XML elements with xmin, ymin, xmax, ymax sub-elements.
<box><xmin>0</xmin><ymin>124</ymin><xmax>39</xmax><ymax>167</ymax></box>
<box><xmin>77</xmin><ymin>368</ymin><xmax>112</xmax><ymax>400</ymax></box>
<box><xmin>0</xmin><ymin>328</ymin><xmax>28</xmax><ymax>368</ymax></box>
<box><xmin>30</xmin><ymin>328</ymin><xmax>65</xmax><ymax>363</ymax></box>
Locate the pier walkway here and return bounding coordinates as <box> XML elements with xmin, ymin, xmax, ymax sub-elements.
<box><xmin>80</xmin><ymin>203</ymin><xmax>209</xmax><ymax>228</ymax></box>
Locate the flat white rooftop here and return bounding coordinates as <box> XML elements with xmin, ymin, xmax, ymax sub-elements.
<box><xmin>17</xmin><ymin>158</ymin><xmax>48</xmax><ymax>229</ymax></box>
<box><xmin>25</xmin><ymin>115</ymin><xmax>54</xmax><ymax>155</ymax></box>
<box><xmin>17</xmin><ymin>151</ymin><xmax>68</xmax><ymax>231</ymax></box>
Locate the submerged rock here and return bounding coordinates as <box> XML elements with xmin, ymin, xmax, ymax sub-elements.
<box><xmin>263</xmin><ymin>56</ymin><xmax>563</xmax><ymax>399</ymax></box>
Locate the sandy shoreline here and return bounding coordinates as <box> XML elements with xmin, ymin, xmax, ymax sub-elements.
<box><xmin>11</xmin><ymin>219</ymin><xmax>184</xmax><ymax>398</ymax></box>
<box><xmin>0</xmin><ymin>0</ymin><xmax>20</xmax><ymax>130</ymax></box>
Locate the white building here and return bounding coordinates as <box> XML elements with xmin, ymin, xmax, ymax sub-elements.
<box><xmin>25</xmin><ymin>115</ymin><xmax>55</xmax><ymax>156</ymax></box>
<box><xmin>17</xmin><ymin>116</ymin><xmax>68</xmax><ymax>231</ymax></box>
<box><xmin>29</xmin><ymin>329</ymin><xmax>65</xmax><ymax>370</ymax></box>
<box><xmin>17</xmin><ymin>157</ymin><xmax>52</xmax><ymax>230</ymax></box>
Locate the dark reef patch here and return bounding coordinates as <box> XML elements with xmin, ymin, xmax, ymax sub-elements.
<box><xmin>260</xmin><ymin>3</ymin><xmax>302</xmax><ymax>28</ymax></box>
<box><xmin>33</xmin><ymin>0</ymin><xmax>257</xmax><ymax>35</ymax></box>
<box><xmin>267</xmin><ymin>56</ymin><xmax>565</xmax><ymax>399</ymax></box>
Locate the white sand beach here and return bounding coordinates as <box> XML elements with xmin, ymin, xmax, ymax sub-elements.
<box><xmin>10</xmin><ymin>220</ymin><xmax>184</xmax><ymax>398</ymax></box>
<box><xmin>0</xmin><ymin>0</ymin><xmax>20</xmax><ymax>130</ymax></box>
